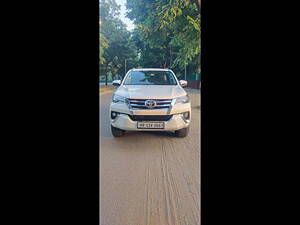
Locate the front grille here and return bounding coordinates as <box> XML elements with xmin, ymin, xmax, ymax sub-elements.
<box><xmin>128</xmin><ymin>99</ymin><xmax>172</xmax><ymax>110</ymax></box>
<box><xmin>129</xmin><ymin>115</ymin><xmax>173</xmax><ymax>121</ymax></box>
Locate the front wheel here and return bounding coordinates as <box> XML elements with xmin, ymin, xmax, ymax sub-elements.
<box><xmin>111</xmin><ymin>125</ymin><xmax>124</xmax><ymax>137</ymax></box>
<box><xmin>175</xmin><ymin>127</ymin><xmax>189</xmax><ymax>138</ymax></box>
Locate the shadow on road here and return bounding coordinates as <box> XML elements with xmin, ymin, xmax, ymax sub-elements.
<box><xmin>125</xmin><ymin>130</ymin><xmax>177</xmax><ymax>138</ymax></box>
<box><xmin>100</xmin><ymin>129</ymin><xmax>177</xmax><ymax>138</ymax></box>
<box><xmin>193</xmin><ymin>105</ymin><xmax>201</xmax><ymax>110</ymax></box>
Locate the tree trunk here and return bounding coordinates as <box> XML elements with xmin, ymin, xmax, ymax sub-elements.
<box><xmin>197</xmin><ymin>64</ymin><xmax>201</xmax><ymax>89</ymax></box>
<box><xmin>170</xmin><ymin>47</ymin><xmax>172</xmax><ymax>68</ymax></box>
<box><xmin>105</xmin><ymin>64</ymin><xmax>108</xmax><ymax>86</ymax></box>
<box><xmin>195</xmin><ymin>0</ymin><xmax>201</xmax><ymax>14</ymax></box>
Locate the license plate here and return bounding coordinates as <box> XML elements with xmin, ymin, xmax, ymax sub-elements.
<box><xmin>137</xmin><ymin>122</ymin><xmax>164</xmax><ymax>129</ymax></box>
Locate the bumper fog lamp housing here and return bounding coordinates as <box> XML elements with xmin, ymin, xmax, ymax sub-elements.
<box><xmin>111</xmin><ymin>111</ymin><xmax>119</xmax><ymax>120</ymax></box>
<box><xmin>183</xmin><ymin>112</ymin><xmax>190</xmax><ymax>120</ymax></box>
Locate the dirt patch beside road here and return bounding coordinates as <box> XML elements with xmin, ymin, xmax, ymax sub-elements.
<box><xmin>100</xmin><ymin>84</ymin><xmax>116</xmax><ymax>94</ymax></box>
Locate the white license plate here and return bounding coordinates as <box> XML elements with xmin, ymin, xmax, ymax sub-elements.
<box><xmin>137</xmin><ymin>122</ymin><xmax>165</xmax><ymax>129</ymax></box>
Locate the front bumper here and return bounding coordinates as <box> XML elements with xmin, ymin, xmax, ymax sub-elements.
<box><xmin>110</xmin><ymin>102</ymin><xmax>191</xmax><ymax>131</ymax></box>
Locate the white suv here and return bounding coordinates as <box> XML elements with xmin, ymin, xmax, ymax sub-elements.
<box><xmin>109</xmin><ymin>68</ymin><xmax>191</xmax><ymax>137</ymax></box>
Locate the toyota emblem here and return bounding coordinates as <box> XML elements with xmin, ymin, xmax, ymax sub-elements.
<box><xmin>145</xmin><ymin>100</ymin><xmax>156</xmax><ymax>109</ymax></box>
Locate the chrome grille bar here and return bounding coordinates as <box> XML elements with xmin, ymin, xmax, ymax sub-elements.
<box><xmin>128</xmin><ymin>99</ymin><xmax>172</xmax><ymax>110</ymax></box>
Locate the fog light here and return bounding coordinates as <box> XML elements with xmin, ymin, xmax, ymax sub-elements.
<box><xmin>111</xmin><ymin>111</ymin><xmax>119</xmax><ymax>119</ymax></box>
<box><xmin>183</xmin><ymin>112</ymin><xmax>190</xmax><ymax>120</ymax></box>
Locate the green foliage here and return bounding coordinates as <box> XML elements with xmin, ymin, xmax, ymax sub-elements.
<box><xmin>100</xmin><ymin>0</ymin><xmax>120</xmax><ymax>20</ymax></box>
<box><xmin>100</xmin><ymin>0</ymin><xmax>138</xmax><ymax>81</ymax></box>
<box><xmin>100</xmin><ymin>33</ymin><xmax>109</xmax><ymax>65</ymax></box>
<box><xmin>99</xmin><ymin>0</ymin><xmax>201</xmax><ymax>84</ymax></box>
<box><xmin>126</xmin><ymin>0</ymin><xmax>200</xmax><ymax>72</ymax></box>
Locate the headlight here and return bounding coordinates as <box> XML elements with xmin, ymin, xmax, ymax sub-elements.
<box><xmin>175</xmin><ymin>95</ymin><xmax>190</xmax><ymax>104</ymax></box>
<box><xmin>112</xmin><ymin>94</ymin><xmax>127</xmax><ymax>103</ymax></box>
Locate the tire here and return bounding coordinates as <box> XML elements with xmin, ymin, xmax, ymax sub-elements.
<box><xmin>111</xmin><ymin>125</ymin><xmax>124</xmax><ymax>137</ymax></box>
<box><xmin>175</xmin><ymin>127</ymin><xmax>189</xmax><ymax>138</ymax></box>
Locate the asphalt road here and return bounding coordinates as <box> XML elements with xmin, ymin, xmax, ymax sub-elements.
<box><xmin>100</xmin><ymin>89</ymin><xmax>201</xmax><ymax>225</ymax></box>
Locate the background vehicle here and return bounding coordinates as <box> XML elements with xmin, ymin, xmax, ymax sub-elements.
<box><xmin>109</xmin><ymin>68</ymin><xmax>191</xmax><ymax>137</ymax></box>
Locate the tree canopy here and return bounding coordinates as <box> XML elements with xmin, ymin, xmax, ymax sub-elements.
<box><xmin>100</xmin><ymin>0</ymin><xmax>200</xmax><ymax>84</ymax></box>
<box><xmin>100</xmin><ymin>0</ymin><xmax>138</xmax><ymax>82</ymax></box>
<box><xmin>126</xmin><ymin>0</ymin><xmax>200</xmax><ymax>70</ymax></box>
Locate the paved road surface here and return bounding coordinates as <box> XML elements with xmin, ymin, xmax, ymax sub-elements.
<box><xmin>100</xmin><ymin>89</ymin><xmax>201</xmax><ymax>225</ymax></box>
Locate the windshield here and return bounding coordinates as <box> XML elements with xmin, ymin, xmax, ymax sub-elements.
<box><xmin>123</xmin><ymin>71</ymin><xmax>177</xmax><ymax>85</ymax></box>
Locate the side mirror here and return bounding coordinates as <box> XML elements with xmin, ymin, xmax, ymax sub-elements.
<box><xmin>179</xmin><ymin>80</ymin><xmax>188</xmax><ymax>87</ymax></box>
<box><xmin>112</xmin><ymin>80</ymin><xmax>121</xmax><ymax>86</ymax></box>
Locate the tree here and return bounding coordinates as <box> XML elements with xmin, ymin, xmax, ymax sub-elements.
<box><xmin>155</xmin><ymin>0</ymin><xmax>200</xmax><ymax>69</ymax></box>
<box><xmin>126</xmin><ymin>0</ymin><xmax>200</xmax><ymax>71</ymax></box>
<box><xmin>100</xmin><ymin>33</ymin><xmax>109</xmax><ymax>65</ymax></box>
<box><xmin>126</xmin><ymin>0</ymin><xmax>201</xmax><ymax>88</ymax></box>
<box><xmin>100</xmin><ymin>0</ymin><xmax>201</xmax><ymax>88</ymax></box>
<box><xmin>100</xmin><ymin>0</ymin><xmax>138</xmax><ymax>84</ymax></box>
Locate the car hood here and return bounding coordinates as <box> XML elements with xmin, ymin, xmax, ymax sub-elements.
<box><xmin>115</xmin><ymin>85</ymin><xmax>186</xmax><ymax>99</ymax></box>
